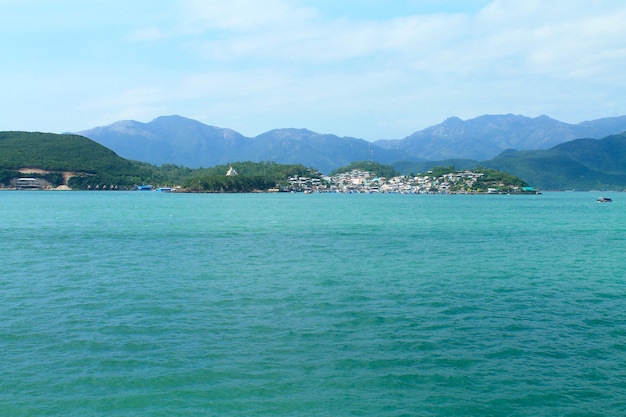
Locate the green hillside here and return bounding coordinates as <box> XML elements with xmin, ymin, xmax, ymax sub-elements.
<box><xmin>330</xmin><ymin>161</ymin><xmax>399</xmax><ymax>178</ymax></box>
<box><xmin>483</xmin><ymin>132</ymin><xmax>626</xmax><ymax>190</ymax></box>
<box><xmin>393</xmin><ymin>158</ymin><xmax>480</xmax><ymax>175</ymax></box>
<box><xmin>6</xmin><ymin>130</ymin><xmax>626</xmax><ymax>191</ymax></box>
<box><xmin>0</xmin><ymin>132</ymin><xmax>321</xmax><ymax>191</ymax></box>
<box><xmin>184</xmin><ymin>161</ymin><xmax>320</xmax><ymax>192</ymax></box>
<box><xmin>0</xmin><ymin>131</ymin><xmax>141</xmax><ymax>172</ymax></box>
<box><xmin>0</xmin><ymin>131</ymin><xmax>155</xmax><ymax>188</ymax></box>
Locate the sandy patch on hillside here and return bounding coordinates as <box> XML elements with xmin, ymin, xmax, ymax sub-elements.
<box><xmin>18</xmin><ymin>168</ymin><xmax>88</xmax><ymax>185</ymax></box>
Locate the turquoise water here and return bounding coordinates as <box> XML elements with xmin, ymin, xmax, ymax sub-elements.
<box><xmin>1</xmin><ymin>191</ymin><xmax>626</xmax><ymax>416</ymax></box>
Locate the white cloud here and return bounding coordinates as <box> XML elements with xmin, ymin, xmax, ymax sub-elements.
<box><xmin>170</xmin><ymin>0</ymin><xmax>626</xmax><ymax>81</ymax></box>
<box><xmin>175</xmin><ymin>3</ymin><xmax>469</xmax><ymax>64</ymax></box>
<box><xmin>3</xmin><ymin>0</ymin><xmax>626</xmax><ymax>137</ymax></box>
<box><xmin>176</xmin><ymin>0</ymin><xmax>318</xmax><ymax>33</ymax></box>
<box><xmin>101</xmin><ymin>0</ymin><xmax>626</xmax><ymax>136</ymax></box>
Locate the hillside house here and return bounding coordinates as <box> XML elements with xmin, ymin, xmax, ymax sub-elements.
<box><xmin>12</xmin><ymin>177</ymin><xmax>43</xmax><ymax>189</ymax></box>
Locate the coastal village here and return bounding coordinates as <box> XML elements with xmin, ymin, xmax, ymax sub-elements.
<box><xmin>6</xmin><ymin>167</ymin><xmax>538</xmax><ymax>194</ymax></box>
<box><xmin>286</xmin><ymin>169</ymin><xmax>538</xmax><ymax>194</ymax></box>
<box><xmin>5</xmin><ymin>163</ymin><xmax>536</xmax><ymax>194</ymax></box>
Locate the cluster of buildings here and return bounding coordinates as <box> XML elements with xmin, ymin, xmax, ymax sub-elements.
<box><xmin>10</xmin><ymin>177</ymin><xmax>44</xmax><ymax>189</ymax></box>
<box><xmin>5</xmin><ymin>167</ymin><xmax>536</xmax><ymax>194</ymax></box>
<box><xmin>288</xmin><ymin>169</ymin><xmax>537</xmax><ymax>194</ymax></box>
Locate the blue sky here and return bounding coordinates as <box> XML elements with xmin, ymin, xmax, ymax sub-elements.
<box><xmin>2</xmin><ymin>0</ymin><xmax>625</xmax><ymax>140</ymax></box>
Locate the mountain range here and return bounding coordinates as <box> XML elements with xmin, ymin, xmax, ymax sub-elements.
<box><xmin>374</xmin><ymin>114</ymin><xmax>626</xmax><ymax>160</ymax></box>
<box><xmin>5</xmin><ymin>120</ymin><xmax>626</xmax><ymax>190</ymax></box>
<box><xmin>78</xmin><ymin>116</ymin><xmax>406</xmax><ymax>173</ymax></box>
<box><xmin>78</xmin><ymin>114</ymin><xmax>626</xmax><ymax>174</ymax></box>
<box><xmin>483</xmin><ymin>132</ymin><xmax>626</xmax><ymax>190</ymax></box>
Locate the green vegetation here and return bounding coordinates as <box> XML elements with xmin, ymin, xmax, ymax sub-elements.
<box><xmin>0</xmin><ymin>132</ymin><xmax>325</xmax><ymax>191</ymax></box>
<box><xmin>0</xmin><ymin>169</ymin><xmax>21</xmax><ymax>188</ymax></box>
<box><xmin>184</xmin><ymin>175</ymin><xmax>276</xmax><ymax>192</ymax></box>
<box><xmin>0</xmin><ymin>131</ymin><xmax>158</xmax><ymax>189</ymax></box>
<box><xmin>483</xmin><ymin>133</ymin><xmax>626</xmax><ymax>190</ymax></box>
<box><xmin>393</xmin><ymin>159</ymin><xmax>479</xmax><ymax>176</ymax></box>
<box><xmin>185</xmin><ymin>161</ymin><xmax>320</xmax><ymax>192</ymax></box>
<box><xmin>14</xmin><ymin>128</ymin><xmax>621</xmax><ymax>192</ymax></box>
<box><xmin>472</xmin><ymin>168</ymin><xmax>529</xmax><ymax>189</ymax></box>
<box><xmin>191</xmin><ymin>161</ymin><xmax>317</xmax><ymax>180</ymax></box>
<box><xmin>330</xmin><ymin>161</ymin><xmax>399</xmax><ymax>178</ymax></box>
<box><xmin>66</xmin><ymin>162</ymin><xmax>197</xmax><ymax>190</ymax></box>
<box><xmin>410</xmin><ymin>166</ymin><xmax>530</xmax><ymax>193</ymax></box>
<box><xmin>426</xmin><ymin>165</ymin><xmax>457</xmax><ymax>177</ymax></box>
<box><xmin>0</xmin><ymin>131</ymin><xmax>136</xmax><ymax>173</ymax></box>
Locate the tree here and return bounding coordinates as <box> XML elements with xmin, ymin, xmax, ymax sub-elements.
<box><xmin>330</xmin><ymin>161</ymin><xmax>399</xmax><ymax>178</ymax></box>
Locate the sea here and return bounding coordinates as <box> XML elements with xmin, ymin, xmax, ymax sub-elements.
<box><xmin>1</xmin><ymin>190</ymin><xmax>625</xmax><ymax>416</ymax></box>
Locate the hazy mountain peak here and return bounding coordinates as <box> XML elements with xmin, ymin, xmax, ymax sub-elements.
<box><xmin>256</xmin><ymin>128</ymin><xmax>319</xmax><ymax>140</ymax></box>
<box><xmin>96</xmin><ymin>120</ymin><xmax>155</xmax><ymax>138</ymax></box>
<box><xmin>77</xmin><ymin>113</ymin><xmax>626</xmax><ymax>173</ymax></box>
<box><xmin>149</xmin><ymin>115</ymin><xmax>206</xmax><ymax>127</ymax></box>
<box><xmin>443</xmin><ymin>116</ymin><xmax>463</xmax><ymax>124</ymax></box>
<box><xmin>152</xmin><ymin>114</ymin><xmax>191</xmax><ymax>122</ymax></box>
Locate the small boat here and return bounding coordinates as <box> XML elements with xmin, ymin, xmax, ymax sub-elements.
<box><xmin>156</xmin><ymin>187</ymin><xmax>171</xmax><ymax>193</ymax></box>
<box><xmin>597</xmin><ymin>197</ymin><xmax>612</xmax><ymax>202</ymax></box>
<box><xmin>137</xmin><ymin>185</ymin><xmax>152</xmax><ymax>191</ymax></box>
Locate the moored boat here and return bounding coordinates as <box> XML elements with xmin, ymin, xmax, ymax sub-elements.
<box><xmin>597</xmin><ymin>197</ymin><xmax>612</xmax><ymax>202</ymax></box>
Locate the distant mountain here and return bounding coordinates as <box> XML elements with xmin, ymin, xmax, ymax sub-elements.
<box><xmin>482</xmin><ymin>132</ymin><xmax>626</xmax><ymax>190</ymax></box>
<box><xmin>246</xmin><ymin>128</ymin><xmax>409</xmax><ymax>173</ymax></box>
<box><xmin>375</xmin><ymin>114</ymin><xmax>626</xmax><ymax>161</ymax></box>
<box><xmin>7</xmin><ymin>128</ymin><xmax>626</xmax><ymax>191</ymax></box>
<box><xmin>78</xmin><ymin>115</ymin><xmax>249</xmax><ymax>167</ymax></box>
<box><xmin>78</xmin><ymin>115</ymin><xmax>410</xmax><ymax>173</ymax></box>
<box><xmin>78</xmin><ymin>114</ymin><xmax>626</xmax><ymax>175</ymax></box>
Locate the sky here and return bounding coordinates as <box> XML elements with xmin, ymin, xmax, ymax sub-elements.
<box><xmin>2</xmin><ymin>0</ymin><xmax>626</xmax><ymax>140</ymax></box>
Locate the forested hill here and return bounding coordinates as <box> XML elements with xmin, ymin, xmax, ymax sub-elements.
<box><xmin>483</xmin><ymin>132</ymin><xmax>626</xmax><ymax>190</ymax></box>
<box><xmin>0</xmin><ymin>131</ymin><xmax>137</xmax><ymax>173</ymax></box>
<box><xmin>0</xmin><ymin>131</ymin><xmax>160</xmax><ymax>189</ymax></box>
<box><xmin>0</xmin><ymin>131</ymin><xmax>321</xmax><ymax>191</ymax></box>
